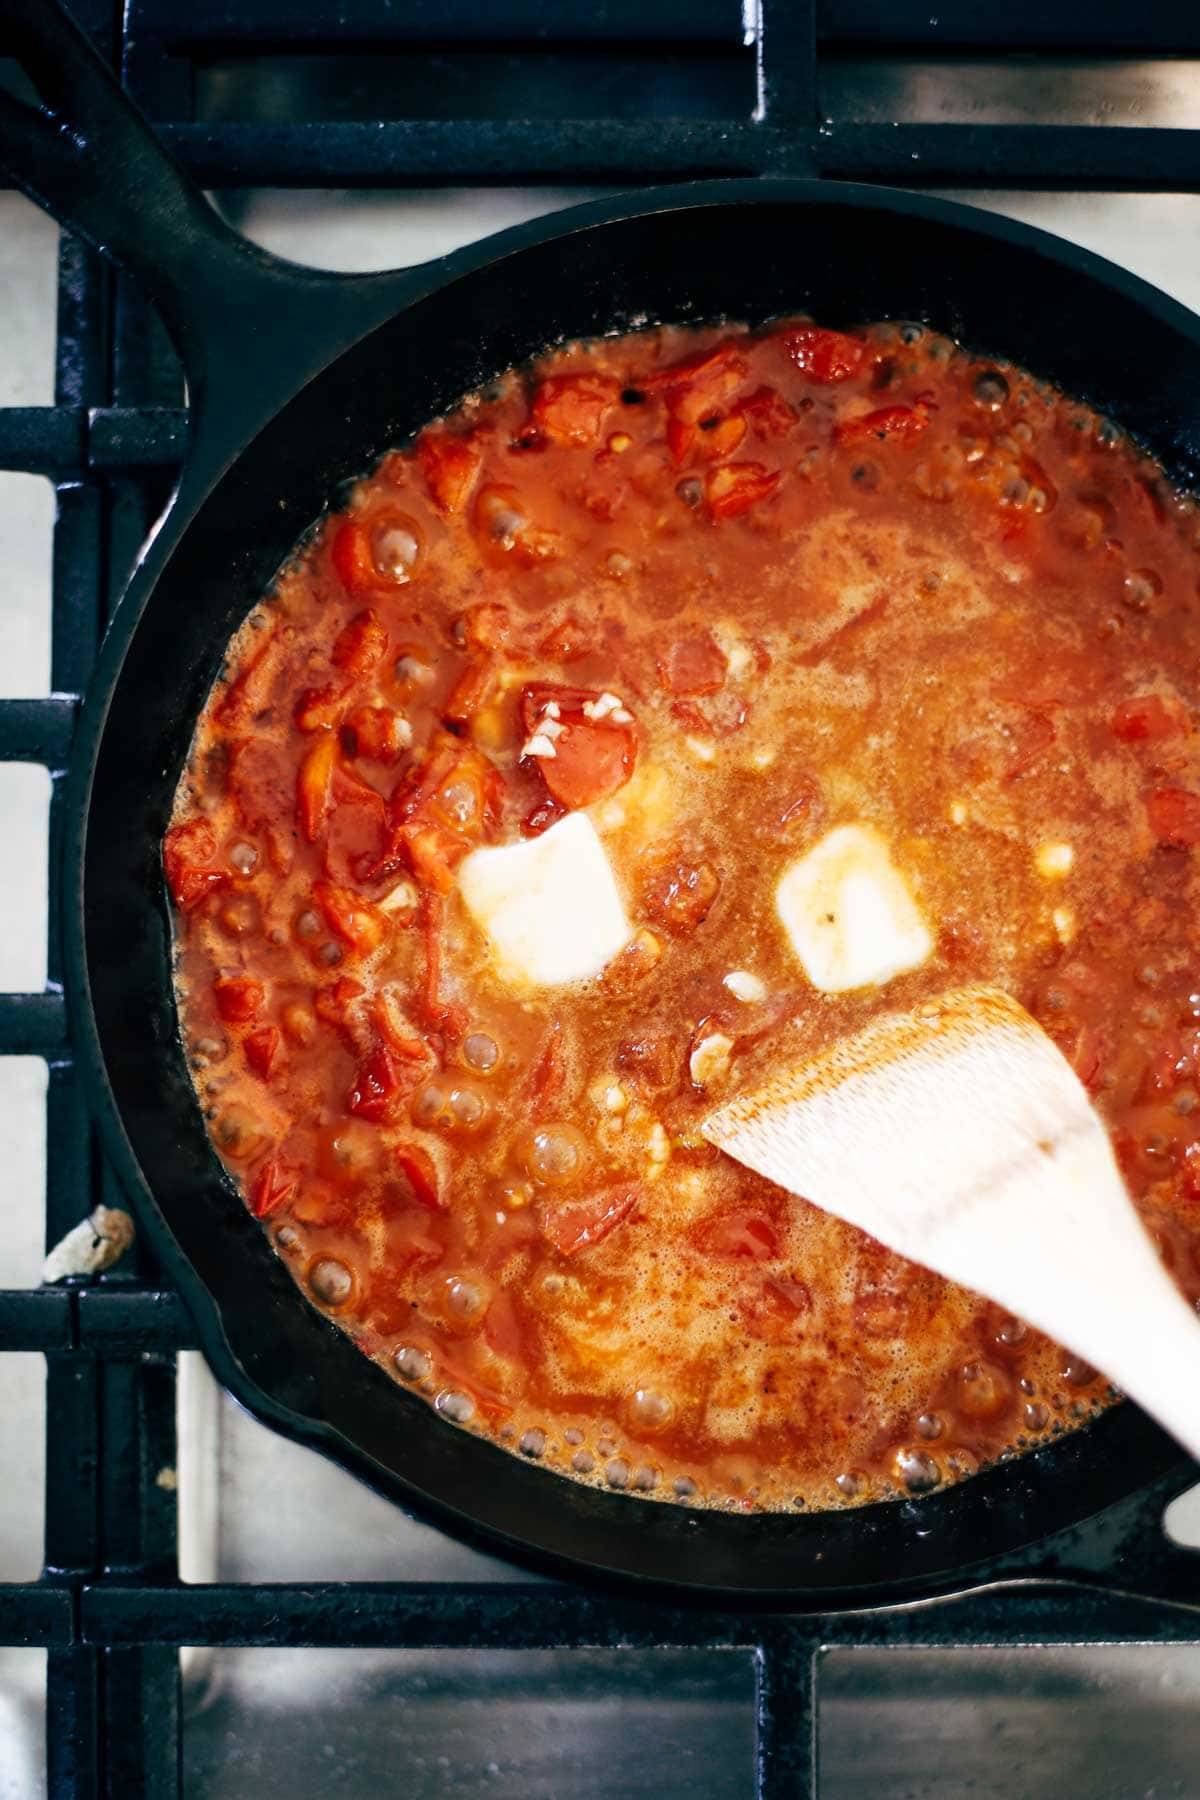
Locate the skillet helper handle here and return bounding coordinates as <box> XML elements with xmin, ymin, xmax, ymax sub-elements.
<box><xmin>0</xmin><ymin>0</ymin><xmax>342</xmax><ymax>411</ymax></box>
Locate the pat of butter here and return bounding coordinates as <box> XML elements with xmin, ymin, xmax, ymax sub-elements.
<box><xmin>459</xmin><ymin>812</ymin><xmax>633</xmax><ymax>988</ymax></box>
<box><xmin>775</xmin><ymin>823</ymin><xmax>933</xmax><ymax>993</ymax></box>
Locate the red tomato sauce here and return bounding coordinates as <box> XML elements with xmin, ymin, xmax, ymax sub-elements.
<box><xmin>168</xmin><ymin>318</ymin><xmax>1200</xmax><ymax>1510</ymax></box>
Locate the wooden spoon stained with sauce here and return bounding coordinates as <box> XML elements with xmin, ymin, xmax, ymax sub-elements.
<box><xmin>703</xmin><ymin>984</ymin><xmax>1200</xmax><ymax>1462</ymax></box>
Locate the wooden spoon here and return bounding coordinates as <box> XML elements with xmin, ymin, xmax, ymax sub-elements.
<box><xmin>703</xmin><ymin>984</ymin><xmax>1200</xmax><ymax>1461</ymax></box>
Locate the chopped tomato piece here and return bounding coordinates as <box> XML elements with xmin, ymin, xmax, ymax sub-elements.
<box><xmin>785</xmin><ymin>325</ymin><xmax>868</xmax><ymax>384</ymax></box>
<box><xmin>834</xmin><ymin>405</ymin><xmax>930</xmax><ymax>449</ymax></box>
<box><xmin>297</xmin><ymin>731</ymin><xmax>336</xmax><ymax>842</ymax></box>
<box><xmin>331</xmin><ymin>609</ymin><xmax>388</xmax><ymax>678</ymax></box>
<box><xmin>1112</xmin><ymin>694</ymin><xmax>1185</xmax><ymax>742</ymax></box>
<box><xmin>330</xmin><ymin>518</ymin><xmax>377</xmax><ymax>599</ymax></box>
<box><xmin>394</xmin><ymin>1141</ymin><xmax>445</xmax><ymax>1212</ymax></box>
<box><xmin>530</xmin><ymin>372</ymin><xmax>620</xmax><ymax>446</ymax></box>
<box><xmin>641</xmin><ymin>850</ymin><xmax>721</xmax><ymax>936</ymax></box>
<box><xmin>325</xmin><ymin>766</ymin><xmax>390</xmax><ymax>886</ymax></box>
<box><xmin>313</xmin><ymin>879</ymin><xmax>386</xmax><ymax>955</ymax></box>
<box><xmin>395</xmin><ymin>818</ymin><xmax>469</xmax><ymax>894</ymax></box>
<box><xmin>455</xmin><ymin>601</ymin><xmax>511</xmax><ymax>652</ymax></box>
<box><xmin>666</xmin><ymin>413</ymin><xmax>696</xmax><ymax>467</ymax></box>
<box><xmin>658</xmin><ymin>633</ymin><xmax>728</xmax><ymax>697</ymax></box>
<box><xmin>741</xmin><ymin>385</ymin><xmax>799</xmax><ymax>437</ymax></box>
<box><xmin>164</xmin><ymin>820</ymin><xmax>228</xmax><ymax>912</ymax></box>
<box><xmin>694</xmin><ymin>412</ymin><xmax>748</xmax><ymax>462</ymax></box>
<box><xmin>213</xmin><ymin>975</ymin><xmax>264</xmax><ymax>1023</ymax></box>
<box><xmin>347</xmin><ymin>1044</ymin><xmax>403</xmax><ymax>1122</ymax></box>
<box><xmin>1147</xmin><ymin>786</ymin><xmax>1200</xmax><ymax>847</ymax></box>
<box><xmin>704</xmin><ymin>462</ymin><xmax>781</xmax><ymax>520</ymax></box>
<box><xmin>443</xmin><ymin>656</ymin><xmax>497</xmax><ymax>728</ymax></box>
<box><xmin>537</xmin><ymin>614</ymin><xmax>592</xmax><ymax>663</ymax></box>
<box><xmin>249</xmin><ymin>1159</ymin><xmax>297</xmax><ymax>1220</ymax></box>
<box><xmin>244</xmin><ymin>1025</ymin><xmax>281</xmax><ymax>1080</ymax></box>
<box><xmin>519</xmin><ymin>684</ymin><xmax>638</xmax><ymax>811</ymax></box>
<box><xmin>341</xmin><ymin>704</ymin><xmax>408</xmax><ymax>763</ymax></box>
<box><xmin>540</xmin><ymin>1187</ymin><xmax>638</xmax><ymax>1257</ymax></box>
<box><xmin>521</xmin><ymin>795</ymin><xmax>567</xmax><ymax>837</ymax></box>
<box><xmin>314</xmin><ymin>977</ymin><xmax>365</xmax><ymax>1038</ymax></box>
<box><xmin>295</xmin><ymin>682</ymin><xmax>349</xmax><ymax>733</ymax></box>
<box><xmin>741</xmin><ymin>1276</ymin><xmax>813</xmax><ymax>1342</ymax></box>
<box><xmin>646</xmin><ymin>341</ymin><xmax>749</xmax><ymax>427</ymax></box>
<box><xmin>417</xmin><ymin>429</ymin><xmax>483</xmax><ymax>516</ymax></box>
<box><xmin>527</xmin><ymin>1024</ymin><xmax>566</xmax><ymax>1114</ymax></box>
<box><xmin>696</xmin><ymin>1209</ymin><xmax>779</xmax><ymax>1261</ymax></box>
<box><xmin>213</xmin><ymin>627</ymin><xmax>275</xmax><ymax>725</ymax></box>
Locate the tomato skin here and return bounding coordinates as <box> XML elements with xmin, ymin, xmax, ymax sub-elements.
<box><xmin>394</xmin><ymin>1141</ymin><xmax>444</xmax><ymax>1211</ymax></box>
<box><xmin>297</xmin><ymin>731</ymin><xmax>336</xmax><ymax>842</ymax></box>
<box><xmin>647</xmin><ymin>341</ymin><xmax>749</xmax><ymax>427</ymax></box>
<box><xmin>313</xmin><ymin>879</ymin><xmax>386</xmax><ymax>955</ymax></box>
<box><xmin>330</xmin><ymin>519</ymin><xmax>378</xmax><ymax>599</ymax></box>
<box><xmin>697</xmin><ymin>1209</ymin><xmax>779</xmax><ymax>1260</ymax></box>
<box><xmin>704</xmin><ymin>462</ymin><xmax>781</xmax><ymax>520</ymax></box>
<box><xmin>417</xmin><ymin>429</ymin><xmax>482</xmax><ymax>515</ymax></box>
<box><xmin>395</xmin><ymin>819</ymin><xmax>468</xmax><ymax>894</ymax></box>
<box><xmin>164</xmin><ymin>820</ymin><xmax>228</xmax><ymax>912</ymax></box>
<box><xmin>244</xmin><ymin>1025</ymin><xmax>281</xmax><ymax>1080</ymax></box>
<box><xmin>331</xmin><ymin>609</ymin><xmax>388</xmax><ymax>678</ymax></box>
<box><xmin>1147</xmin><ymin>786</ymin><xmax>1200</xmax><ymax>847</ymax></box>
<box><xmin>658</xmin><ymin>633</ymin><xmax>728</xmax><ymax>697</ymax></box>
<box><xmin>530</xmin><ymin>372</ymin><xmax>620</xmax><ymax>446</ymax></box>
<box><xmin>1112</xmin><ymin>694</ymin><xmax>1185</xmax><ymax>742</ymax></box>
<box><xmin>834</xmin><ymin>404</ymin><xmax>930</xmax><ymax>449</ymax></box>
<box><xmin>249</xmin><ymin>1159</ymin><xmax>297</xmax><ymax>1220</ymax></box>
<box><xmin>213</xmin><ymin>975</ymin><xmax>264</xmax><ymax>1024</ymax></box>
<box><xmin>785</xmin><ymin>325</ymin><xmax>868</xmax><ymax>383</ymax></box>
<box><xmin>540</xmin><ymin>1187</ymin><xmax>638</xmax><ymax>1256</ymax></box>
<box><xmin>347</xmin><ymin>1044</ymin><xmax>403</xmax><ymax>1122</ymax></box>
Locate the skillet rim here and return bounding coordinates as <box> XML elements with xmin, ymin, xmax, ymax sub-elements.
<box><xmin>64</xmin><ymin>176</ymin><xmax>1200</xmax><ymax>1605</ymax></box>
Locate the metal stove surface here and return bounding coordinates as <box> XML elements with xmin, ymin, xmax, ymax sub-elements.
<box><xmin>6</xmin><ymin>126</ymin><xmax>1200</xmax><ymax>1800</ymax></box>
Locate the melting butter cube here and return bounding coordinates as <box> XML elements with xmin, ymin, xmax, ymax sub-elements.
<box><xmin>459</xmin><ymin>812</ymin><xmax>633</xmax><ymax>988</ymax></box>
<box><xmin>775</xmin><ymin>823</ymin><xmax>933</xmax><ymax>993</ymax></box>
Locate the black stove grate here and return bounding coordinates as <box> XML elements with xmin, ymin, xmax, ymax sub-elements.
<box><xmin>4</xmin><ymin>3</ymin><xmax>1200</xmax><ymax>1794</ymax></box>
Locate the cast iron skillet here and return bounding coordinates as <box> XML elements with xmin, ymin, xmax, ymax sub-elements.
<box><xmin>4</xmin><ymin>0</ymin><xmax>1198</xmax><ymax>1606</ymax></box>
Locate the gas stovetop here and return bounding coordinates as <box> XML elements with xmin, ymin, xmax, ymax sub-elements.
<box><xmin>5</xmin><ymin>5</ymin><xmax>1200</xmax><ymax>1796</ymax></box>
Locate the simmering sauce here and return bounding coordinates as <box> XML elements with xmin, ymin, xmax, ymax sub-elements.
<box><xmin>167</xmin><ymin>318</ymin><xmax>1200</xmax><ymax>1510</ymax></box>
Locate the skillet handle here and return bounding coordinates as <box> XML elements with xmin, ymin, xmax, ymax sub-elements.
<box><xmin>0</xmin><ymin>0</ymin><xmax>391</xmax><ymax>425</ymax></box>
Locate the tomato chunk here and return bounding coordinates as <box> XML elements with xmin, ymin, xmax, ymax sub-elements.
<box><xmin>347</xmin><ymin>1044</ymin><xmax>403</xmax><ymax>1122</ymax></box>
<box><xmin>834</xmin><ymin>405</ymin><xmax>930</xmax><ymax>449</ymax></box>
<box><xmin>695</xmin><ymin>1208</ymin><xmax>779</xmax><ymax>1260</ymax></box>
<box><xmin>520</xmin><ymin>683</ymin><xmax>637</xmax><ymax>810</ymax></box>
<box><xmin>540</xmin><ymin>1187</ymin><xmax>638</xmax><ymax>1257</ymax></box>
<box><xmin>646</xmin><ymin>342</ymin><xmax>748</xmax><ymax>428</ymax></box>
<box><xmin>704</xmin><ymin>462</ymin><xmax>781</xmax><ymax>520</ymax></box>
<box><xmin>295</xmin><ymin>682</ymin><xmax>349</xmax><ymax>733</ymax></box>
<box><xmin>330</xmin><ymin>519</ymin><xmax>377</xmax><ymax>599</ymax></box>
<box><xmin>658</xmin><ymin>633</ymin><xmax>728</xmax><ymax>697</ymax></box>
<box><xmin>741</xmin><ymin>385</ymin><xmax>799</xmax><ymax>437</ymax></box>
<box><xmin>1147</xmin><ymin>786</ymin><xmax>1200</xmax><ymax>847</ymax></box>
<box><xmin>331</xmin><ymin>609</ymin><xmax>388</xmax><ymax>678</ymax></box>
<box><xmin>164</xmin><ymin>820</ymin><xmax>228</xmax><ymax>912</ymax></box>
<box><xmin>1112</xmin><ymin>694</ymin><xmax>1185</xmax><ymax>742</ymax></box>
<box><xmin>244</xmin><ymin>1025</ymin><xmax>281</xmax><ymax>1079</ymax></box>
<box><xmin>785</xmin><ymin>325</ymin><xmax>868</xmax><ymax>384</ymax></box>
<box><xmin>417</xmin><ymin>429</ymin><xmax>483</xmax><ymax>516</ymax></box>
<box><xmin>213</xmin><ymin>975</ymin><xmax>264</xmax><ymax>1023</ymax></box>
<box><xmin>530</xmin><ymin>371</ymin><xmax>620</xmax><ymax>446</ymax></box>
<box><xmin>249</xmin><ymin>1159</ymin><xmax>297</xmax><ymax>1220</ymax></box>
<box><xmin>394</xmin><ymin>1141</ymin><xmax>445</xmax><ymax>1211</ymax></box>
<box><xmin>341</xmin><ymin>704</ymin><xmax>408</xmax><ymax>763</ymax></box>
<box><xmin>313</xmin><ymin>879</ymin><xmax>387</xmax><ymax>955</ymax></box>
<box><xmin>297</xmin><ymin>731</ymin><xmax>336</xmax><ymax>842</ymax></box>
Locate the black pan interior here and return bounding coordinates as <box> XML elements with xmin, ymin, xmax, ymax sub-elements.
<box><xmin>80</xmin><ymin>185</ymin><xmax>1200</xmax><ymax>1600</ymax></box>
